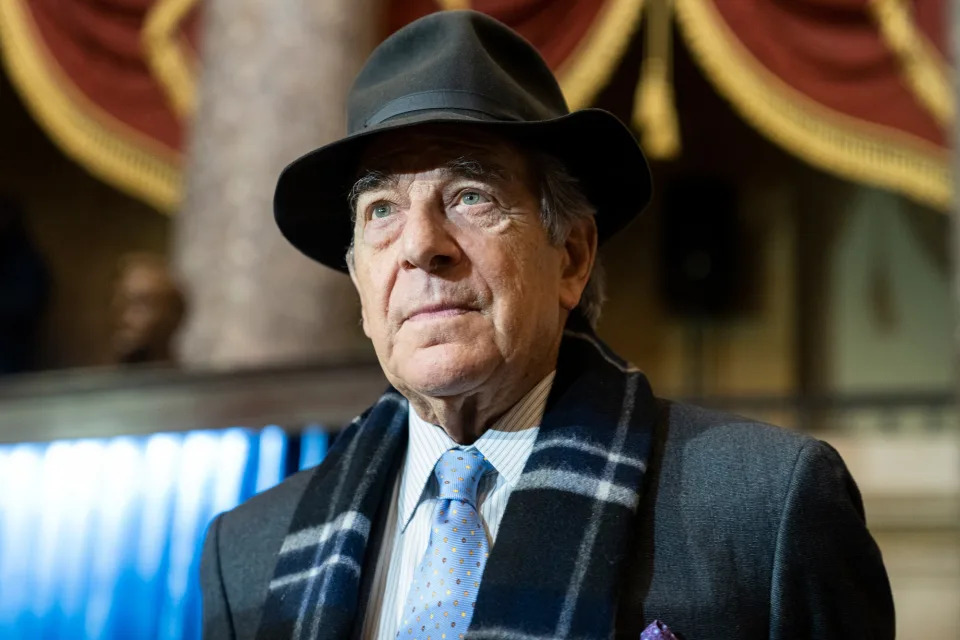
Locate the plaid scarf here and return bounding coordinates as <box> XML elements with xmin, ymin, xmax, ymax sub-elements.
<box><xmin>257</xmin><ymin>317</ymin><xmax>655</xmax><ymax>640</ymax></box>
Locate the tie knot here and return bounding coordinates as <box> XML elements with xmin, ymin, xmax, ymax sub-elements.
<box><xmin>434</xmin><ymin>448</ymin><xmax>488</xmax><ymax>503</ymax></box>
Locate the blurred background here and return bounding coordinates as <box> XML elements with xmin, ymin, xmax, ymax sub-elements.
<box><xmin>0</xmin><ymin>0</ymin><xmax>957</xmax><ymax>637</ymax></box>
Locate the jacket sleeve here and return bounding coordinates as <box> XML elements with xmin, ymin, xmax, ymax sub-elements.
<box><xmin>769</xmin><ymin>439</ymin><xmax>895</xmax><ymax>639</ymax></box>
<box><xmin>201</xmin><ymin>513</ymin><xmax>237</xmax><ymax>640</ymax></box>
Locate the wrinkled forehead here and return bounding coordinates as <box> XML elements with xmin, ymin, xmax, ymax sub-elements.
<box><xmin>356</xmin><ymin>125</ymin><xmax>532</xmax><ymax>181</ymax></box>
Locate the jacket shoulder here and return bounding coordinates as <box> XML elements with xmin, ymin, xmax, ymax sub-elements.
<box><xmin>219</xmin><ymin>414</ymin><xmax>370</xmax><ymax>540</ymax></box>
<box><xmin>204</xmin><ymin>465</ymin><xmax>314</xmax><ymax>638</ymax></box>
<box><xmin>619</xmin><ymin>399</ymin><xmax>882</xmax><ymax>638</ymax></box>
<box><xmin>657</xmin><ymin>398</ymin><xmax>816</xmax><ymax>464</ymax></box>
<box><xmin>207</xmin><ymin>423</ymin><xmax>366</xmax><ymax>636</ymax></box>
<box><xmin>652</xmin><ymin>399</ymin><xmax>836</xmax><ymax>522</ymax></box>
<box><xmin>220</xmin><ymin>465</ymin><xmax>317</xmax><ymax>546</ymax></box>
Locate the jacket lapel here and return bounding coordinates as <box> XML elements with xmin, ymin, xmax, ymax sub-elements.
<box><xmin>256</xmin><ymin>390</ymin><xmax>409</xmax><ymax>640</ymax></box>
<box><xmin>469</xmin><ymin>326</ymin><xmax>656</xmax><ymax>639</ymax></box>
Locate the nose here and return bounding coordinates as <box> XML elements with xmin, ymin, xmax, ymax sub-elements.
<box><xmin>399</xmin><ymin>201</ymin><xmax>462</xmax><ymax>273</ymax></box>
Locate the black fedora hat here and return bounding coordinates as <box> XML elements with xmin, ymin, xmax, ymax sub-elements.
<box><xmin>274</xmin><ymin>10</ymin><xmax>651</xmax><ymax>272</ymax></box>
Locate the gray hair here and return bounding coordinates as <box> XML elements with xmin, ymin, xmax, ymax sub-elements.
<box><xmin>529</xmin><ymin>151</ymin><xmax>605</xmax><ymax>328</ymax></box>
<box><xmin>346</xmin><ymin>151</ymin><xmax>605</xmax><ymax>327</ymax></box>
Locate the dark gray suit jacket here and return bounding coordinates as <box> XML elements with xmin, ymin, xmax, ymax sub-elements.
<box><xmin>201</xmin><ymin>399</ymin><xmax>894</xmax><ymax>639</ymax></box>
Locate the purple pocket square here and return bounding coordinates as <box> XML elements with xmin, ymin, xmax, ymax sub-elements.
<box><xmin>640</xmin><ymin>620</ymin><xmax>679</xmax><ymax>640</ymax></box>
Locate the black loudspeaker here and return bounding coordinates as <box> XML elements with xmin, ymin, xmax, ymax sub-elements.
<box><xmin>660</xmin><ymin>177</ymin><xmax>740</xmax><ymax>317</ymax></box>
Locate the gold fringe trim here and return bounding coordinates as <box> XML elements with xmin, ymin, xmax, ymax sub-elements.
<box><xmin>143</xmin><ymin>0</ymin><xmax>199</xmax><ymax>117</ymax></box>
<box><xmin>437</xmin><ymin>0</ymin><xmax>471</xmax><ymax>9</ymax></box>
<box><xmin>0</xmin><ymin>0</ymin><xmax>181</xmax><ymax>212</ymax></box>
<box><xmin>675</xmin><ymin>0</ymin><xmax>951</xmax><ymax>211</ymax></box>
<box><xmin>556</xmin><ymin>0</ymin><xmax>646</xmax><ymax>109</ymax></box>
<box><xmin>868</xmin><ymin>0</ymin><xmax>953</xmax><ymax>128</ymax></box>
<box><xmin>634</xmin><ymin>0</ymin><xmax>680</xmax><ymax>158</ymax></box>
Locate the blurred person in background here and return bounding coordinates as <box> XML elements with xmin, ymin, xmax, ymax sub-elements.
<box><xmin>0</xmin><ymin>196</ymin><xmax>49</xmax><ymax>375</ymax></box>
<box><xmin>110</xmin><ymin>252</ymin><xmax>185</xmax><ymax>365</ymax></box>
<box><xmin>201</xmin><ymin>11</ymin><xmax>893</xmax><ymax>640</ymax></box>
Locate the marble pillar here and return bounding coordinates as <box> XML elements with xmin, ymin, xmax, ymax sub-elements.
<box><xmin>173</xmin><ymin>0</ymin><xmax>380</xmax><ymax>368</ymax></box>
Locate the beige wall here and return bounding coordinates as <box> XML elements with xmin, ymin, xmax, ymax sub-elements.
<box><xmin>827</xmin><ymin>433</ymin><xmax>960</xmax><ymax>638</ymax></box>
<box><xmin>598</xmin><ymin>168</ymin><xmax>952</xmax><ymax>404</ymax></box>
<box><xmin>826</xmin><ymin>189</ymin><xmax>953</xmax><ymax>392</ymax></box>
<box><xmin>599</xmin><ymin>183</ymin><xmax>798</xmax><ymax>399</ymax></box>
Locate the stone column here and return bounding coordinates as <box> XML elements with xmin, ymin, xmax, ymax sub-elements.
<box><xmin>173</xmin><ymin>0</ymin><xmax>379</xmax><ymax>368</ymax></box>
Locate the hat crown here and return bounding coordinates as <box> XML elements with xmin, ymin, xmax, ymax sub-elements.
<box><xmin>347</xmin><ymin>11</ymin><xmax>569</xmax><ymax>133</ymax></box>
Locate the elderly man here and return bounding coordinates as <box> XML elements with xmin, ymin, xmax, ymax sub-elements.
<box><xmin>200</xmin><ymin>11</ymin><xmax>893</xmax><ymax>640</ymax></box>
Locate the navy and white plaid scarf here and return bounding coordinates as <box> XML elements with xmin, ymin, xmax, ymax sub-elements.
<box><xmin>257</xmin><ymin>317</ymin><xmax>655</xmax><ymax>639</ymax></box>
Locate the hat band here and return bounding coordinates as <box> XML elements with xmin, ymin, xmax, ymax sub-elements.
<box><xmin>363</xmin><ymin>90</ymin><xmax>525</xmax><ymax>128</ymax></box>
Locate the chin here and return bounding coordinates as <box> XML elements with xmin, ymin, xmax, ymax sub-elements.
<box><xmin>391</xmin><ymin>341</ymin><xmax>500</xmax><ymax>398</ymax></box>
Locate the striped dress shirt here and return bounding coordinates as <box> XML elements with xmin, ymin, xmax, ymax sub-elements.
<box><xmin>360</xmin><ymin>372</ymin><xmax>555</xmax><ymax>639</ymax></box>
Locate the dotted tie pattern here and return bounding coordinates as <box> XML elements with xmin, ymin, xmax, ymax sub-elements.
<box><xmin>398</xmin><ymin>448</ymin><xmax>490</xmax><ymax>640</ymax></box>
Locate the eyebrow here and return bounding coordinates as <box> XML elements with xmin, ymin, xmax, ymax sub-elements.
<box><xmin>444</xmin><ymin>156</ymin><xmax>509</xmax><ymax>183</ymax></box>
<box><xmin>347</xmin><ymin>155</ymin><xmax>512</xmax><ymax>218</ymax></box>
<box><xmin>348</xmin><ymin>170</ymin><xmax>394</xmax><ymax>218</ymax></box>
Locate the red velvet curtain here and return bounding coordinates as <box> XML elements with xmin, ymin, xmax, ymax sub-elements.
<box><xmin>0</xmin><ymin>0</ymin><xmax>200</xmax><ymax>212</ymax></box>
<box><xmin>0</xmin><ymin>0</ymin><xmax>950</xmax><ymax>212</ymax></box>
<box><xmin>673</xmin><ymin>0</ymin><xmax>950</xmax><ymax>209</ymax></box>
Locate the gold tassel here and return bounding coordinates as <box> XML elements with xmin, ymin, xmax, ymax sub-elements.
<box><xmin>634</xmin><ymin>0</ymin><xmax>681</xmax><ymax>159</ymax></box>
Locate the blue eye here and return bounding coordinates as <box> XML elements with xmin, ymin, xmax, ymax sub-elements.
<box><xmin>371</xmin><ymin>203</ymin><xmax>393</xmax><ymax>219</ymax></box>
<box><xmin>460</xmin><ymin>191</ymin><xmax>486</xmax><ymax>205</ymax></box>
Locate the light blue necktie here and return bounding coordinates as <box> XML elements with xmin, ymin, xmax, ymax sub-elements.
<box><xmin>398</xmin><ymin>448</ymin><xmax>490</xmax><ymax>639</ymax></box>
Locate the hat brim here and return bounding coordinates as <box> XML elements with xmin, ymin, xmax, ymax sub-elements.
<box><xmin>274</xmin><ymin>108</ymin><xmax>651</xmax><ymax>272</ymax></box>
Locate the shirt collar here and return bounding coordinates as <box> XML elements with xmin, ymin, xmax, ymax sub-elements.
<box><xmin>397</xmin><ymin>371</ymin><xmax>555</xmax><ymax>531</ymax></box>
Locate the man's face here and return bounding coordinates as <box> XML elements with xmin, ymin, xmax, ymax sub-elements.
<box><xmin>112</xmin><ymin>262</ymin><xmax>182</xmax><ymax>362</ymax></box>
<box><xmin>349</xmin><ymin>128</ymin><xmax>587</xmax><ymax>399</ymax></box>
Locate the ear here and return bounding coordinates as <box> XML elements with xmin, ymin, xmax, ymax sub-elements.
<box><xmin>347</xmin><ymin>257</ymin><xmax>373</xmax><ymax>338</ymax></box>
<box><xmin>558</xmin><ymin>216</ymin><xmax>597</xmax><ymax>312</ymax></box>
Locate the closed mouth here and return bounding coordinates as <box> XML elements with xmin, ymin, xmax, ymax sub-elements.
<box><xmin>404</xmin><ymin>303</ymin><xmax>478</xmax><ymax>322</ymax></box>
